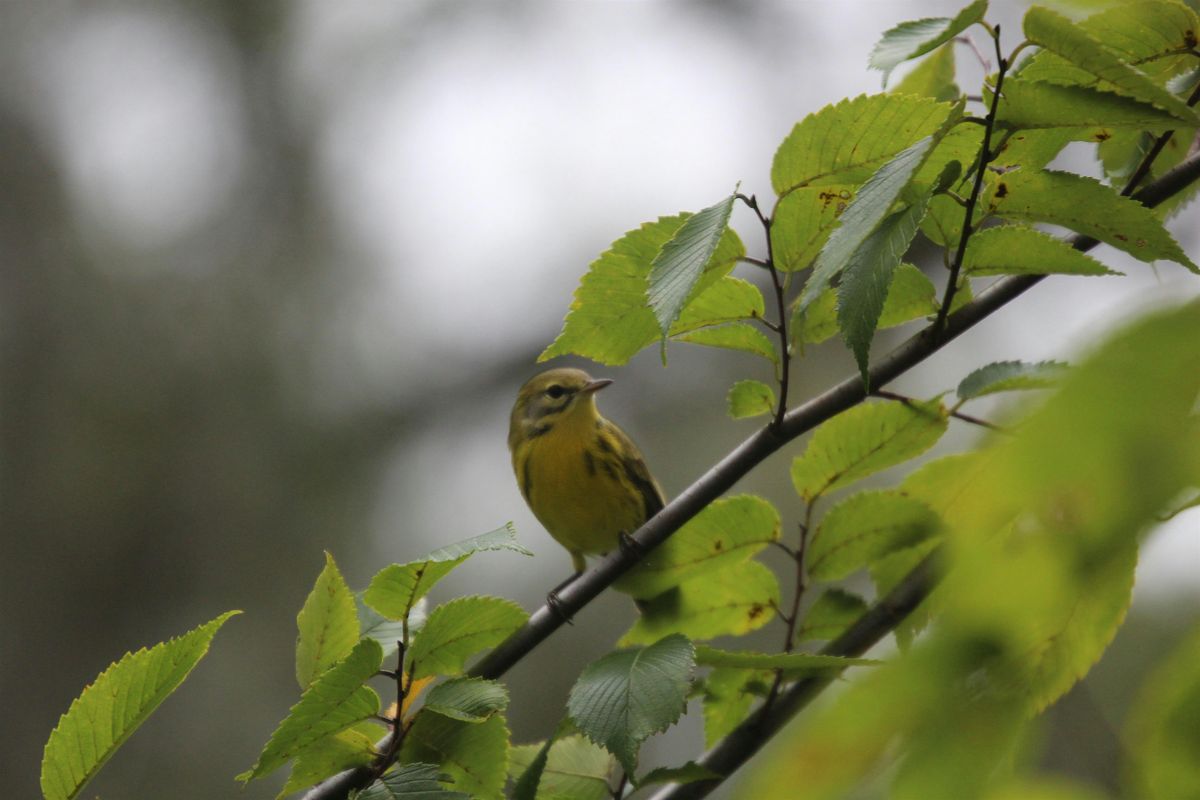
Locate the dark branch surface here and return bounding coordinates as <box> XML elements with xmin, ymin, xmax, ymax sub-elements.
<box><xmin>302</xmin><ymin>150</ymin><xmax>1200</xmax><ymax>800</ymax></box>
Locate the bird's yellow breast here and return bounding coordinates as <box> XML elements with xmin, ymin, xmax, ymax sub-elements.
<box><xmin>514</xmin><ymin>412</ymin><xmax>645</xmax><ymax>557</ymax></box>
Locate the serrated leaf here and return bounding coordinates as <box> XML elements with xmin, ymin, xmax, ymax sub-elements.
<box><xmin>648</xmin><ymin>193</ymin><xmax>738</xmax><ymax>335</ymax></box>
<box><xmin>1021</xmin><ymin>2</ymin><xmax>1200</xmax><ymax>87</ymax></box>
<box><xmin>673</xmin><ymin>275</ymin><xmax>766</xmax><ymax>332</ymax></box>
<box><xmin>997</xmin><ymin>78</ymin><xmax>1187</xmax><ymax>131</ymax></box>
<box><xmin>355</xmin><ymin>763</ymin><xmax>470</xmax><ymax>800</ymax></box>
<box><xmin>619</xmin><ymin>561</ymin><xmax>780</xmax><ymax>646</ymax></box>
<box><xmin>837</xmin><ymin>192</ymin><xmax>933</xmax><ymax>387</ymax></box>
<box><xmin>407</xmin><ymin>596</ymin><xmax>527</xmax><ymax>680</ymax></box>
<box><xmin>400</xmin><ymin>714</ymin><xmax>509</xmax><ymax>800</ymax></box>
<box><xmin>423</xmin><ymin>677</ymin><xmax>509</xmax><ymax>723</ymax></box>
<box><xmin>957</xmin><ymin>360</ymin><xmax>1069</xmax><ymax>399</ymax></box>
<box><xmin>791</xmin><ymin>398</ymin><xmax>948</xmax><ymax>502</ymax></box>
<box><xmin>364</xmin><ymin>524</ymin><xmax>528</xmax><ymax>622</ymax></box>
<box><xmin>988</xmin><ymin>169</ymin><xmax>1198</xmax><ymax>271</ymax></box>
<box><xmin>701</xmin><ymin>667</ymin><xmax>773</xmax><ymax>747</ymax></box>
<box><xmin>567</xmin><ymin>634</ymin><xmax>695</xmax><ymax>774</ymax></box>
<box><xmin>509</xmin><ymin>735</ymin><xmax>613</xmax><ymax>800</ymax></box>
<box><xmin>727</xmin><ymin>379</ymin><xmax>776</xmax><ymax>419</ymax></box>
<box><xmin>694</xmin><ymin>646</ymin><xmax>881</xmax><ymax>673</ymax></box>
<box><xmin>636</xmin><ymin>761</ymin><xmax>723</xmax><ymax>788</ymax></box>
<box><xmin>798</xmin><ymin>134</ymin><xmax>942</xmax><ymax>314</ymax></box>
<box><xmin>796</xmin><ymin>589</ymin><xmax>869</xmax><ymax>644</ymax></box>
<box><xmin>540</xmin><ymin>215</ymin><xmax>744</xmax><ymax>365</ymax></box>
<box><xmin>281</xmin><ymin>723</ymin><xmax>379</xmax><ymax>798</ymax></box>
<box><xmin>772</xmin><ymin>94</ymin><xmax>958</xmax><ymax>194</ymax></box>
<box><xmin>870</xmin><ymin>0</ymin><xmax>987</xmax><ymax>83</ymax></box>
<box><xmin>242</xmin><ymin>638</ymin><xmax>383</xmax><ymax>782</ymax></box>
<box><xmin>297</xmin><ymin>553</ymin><xmax>360</xmax><ymax>689</ymax></box>
<box><xmin>1126</xmin><ymin>623</ymin><xmax>1200</xmax><ymax>800</ymax></box>
<box><xmin>675</xmin><ymin>322</ymin><xmax>777</xmax><ymax>363</ymax></box>
<box><xmin>40</xmin><ymin>611</ymin><xmax>239</xmax><ymax>800</ymax></box>
<box><xmin>900</xmin><ymin>450</ymin><xmax>1001</xmax><ymax>533</ymax></box>
<box><xmin>1023</xmin><ymin>7</ymin><xmax>1198</xmax><ymax>123</ymax></box>
<box><xmin>962</xmin><ymin>225</ymin><xmax>1120</xmax><ymax>277</ymax></box>
<box><xmin>798</xmin><ymin>263</ymin><xmax>937</xmax><ymax>345</ymax></box>
<box><xmin>614</xmin><ymin>495</ymin><xmax>780</xmax><ymax>600</ymax></box>
<box><xmin>808</xmin><ymin>490</ymin><xmax>942</xmax><ymax>581</ymax></box>
<box><xmin>892</xmin><ymin>43</ymin><xmax>960</xmax><ymax>101</ymax></box>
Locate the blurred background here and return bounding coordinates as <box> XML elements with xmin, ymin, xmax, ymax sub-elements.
<box><xmin>2</xmin><ymin>1</ymin><xmax>1197</xmax><ymax>798</ymax></box>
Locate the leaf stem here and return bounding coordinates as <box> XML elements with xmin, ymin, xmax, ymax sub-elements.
<box><xmin>874</xmin><ymin>389</ymin><xmax>1005</xmax><ymax>432</ymax></box>
<box><xmin>936</xmin><ymin>25</ymin><xmax>1009</xmax><ymax>332</ymax></box>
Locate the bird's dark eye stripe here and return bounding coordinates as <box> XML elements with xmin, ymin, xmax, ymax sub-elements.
<box><xmin>546</xmin><ymin>385</ymin><xmax>567</xmax><ymax>399</ymax></box>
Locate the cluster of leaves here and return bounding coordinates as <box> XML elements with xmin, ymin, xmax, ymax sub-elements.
<box><xmin>37</xmin><ymin>2</ymin><xmax>1200</xmax><ymax>800</ymax></box>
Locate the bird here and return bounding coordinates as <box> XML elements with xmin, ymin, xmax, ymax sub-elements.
<box><xmin>508</xmin><ymin>367</ymin><xmax>665</xmax><ymax>603</ymax></box>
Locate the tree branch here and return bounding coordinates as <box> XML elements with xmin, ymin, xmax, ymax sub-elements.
<box><xmin>300</xmin><ymin>149</ymin><xmax>1200</xmax><ymax>800</ymax></box>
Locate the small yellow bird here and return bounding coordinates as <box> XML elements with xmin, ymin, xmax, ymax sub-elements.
<box><xmin>509</xmin><ymin>368</ymin><xmax>665</xmax><ymax>590</ymax></box>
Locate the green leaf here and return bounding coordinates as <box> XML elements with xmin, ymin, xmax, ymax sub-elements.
<box><xmin>997</xmin><ymin>78</ymin><xmax>1187</xmax><ymax>132</ymax></box>
<box><xmin>772</xmin><ymin>94</ymin><xmax>958</xmax><ymax>194</ymax></box>
<box><xmin>648</xmin><ymin>193</ymin><xmax>738</xmax><ymax>335</ymax></box>
<box><xmin>869</xmin><ymin>1</ymin><xmax>987</xmax><ymax>83</ymax></box>
<box><xmin>364</xmin><ymin>524</ymin><xmax>529</xmax><ymax>622</ymax></box>
<box><xmin>400</xmin><ymin>713</ymin><xmax>509</xmax><ymax>800</ymax></box>
<box><xmin>694</xmin><ymin>645</ymin><xmax>881</xmax><ymax>674</ymax></box>
<box><xmin>675</xmin><ymin>322</ymin><xmax>777</xmax><ymax>363</ymax></box>
<box><xmin>567</xmin><ymin>634</ymin><xmax>695</xmax><ymax>774</ymax></box>
<box><xmin>796</xmin><ymin>589</ymin><xmax>869</xmax><ymax>644</ymax></box>
<box><xmin>701</xmin><ymin>667</ymin><xmax>772</xmax><ymax>747</ymax></box>
<box><xmin>636</xmin><ymin>761</ymin><xmax>723</xmax><ymax>788</ymax></box>
<box><xmin>509</xmin><ymin>735</ymin><xmax>614</xmax><ymax>800</ymax></box>
<box><xmin>900</xmin><ymin>450</ymin><xmax>1001</xmax><ymax>531</ymax></box>
<box><xmin>798</xmin><ymin>133</ymin><xmax>944</xmax><ymax>313</ymax></box>
<box><xmin>673</xmin><ymin>275</ymin><xmax>766</xmax><ymax>333</ymax></box>
<box><xmin>987</xmin><ymin>169</ymin><xmax>1198</xmax><ymax>271</ymax></box>
<box><xmin>355</xmin><ymin>763</ymin><xmax>470</xmax><ymax>800</ymax></box>
<box><xmin>1126</xmin><ymin>623</ymin><xmax>1200</xmax><ymax>800</ymax></box>
<box><xmin>407</xmin><ymin>596</ymin><xmax>528</xmax><ymax>680</ymax></box>
<box><xmin>727</xmin><ymin>379</ymin><xmax>776</xmax><ymax>419</ymax></box>
<box><xmin>791</xmin><ymin>398</ymin><xmax>948</xmax><ymax>502</ymax></box>
<box><xmin>962</xmin><ymin>225</ymin><xmax>1120</xmax><ymax>277</ymax></box>
<box><xmin>297</xmin><ymin>552</ymin><xmax>360</xmax><ymax>689</ymax></box>
<box><xmin>423</xmin><ymin>677</ymin><xmax>509</xmax><ymax>723</ymax></box>
<box><xmin>837</xmin><ymin>192</ymin><xmax>933</xmax><ymax>387</ymax></box>
<box><xmin>868</xmin><ymin>539</ymin><xmax>940</xmax><ymax>650</ymax></box>
<box><xmin>956</xmin><ymin>360</ymin><xmax>1069</xmax><ymax>399</ymax></box>
<box><xmin>798</xmin><ymin>263</ymin><xmax>937</xmax><ymax>345</ymax></box>
<box><xmin>241</xmin><ymin>638</ymin><xmax>382</xmax><ymax>782</ymax></box>
<box><xmin>619</xmin><ymin>560</ymin><xmax>780</xmax><ymax>646</ymax></box>
<box><xmin>280</xmin><ymin>723</ymin><xmax>379</xmax><ymax>798</ymax></box>
<box><xmin>1020</xmin><ymin>2</ymin><xmax>1200</xmax><ymax>87</ymax></box>
<box><xmin>808</xmin><ymin>490</ymin><xmax>942</xmax><ymax>581</ymax></box>
<box><xmin>891</xmin><ymin>43</ymin><xmax>960</xmax><ymax>102</ymax></box>
<box><xmin>1022</xmin><ymin>6</ymin><xmax>1198</xmax><ymax>123</ymax></box>
<box><xmin>771</xmin><ymin>185</ymin><xmax>857</xmax><ymax>272</ymax></box>
<box><xmin>40</xmin><ymin>611</ymin><xmax>239</xmax><ymax>800</ymax></box>
<box><xmin>614</xmin><ymin>495</ymin><xmax>780</xmax><ymax>600</ymax></box>
<box><xmin>540</xmin><ymin>215</ymin><xmax>744</xmax><ymax>365</ymax></box>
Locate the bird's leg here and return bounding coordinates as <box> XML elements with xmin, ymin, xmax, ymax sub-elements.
<box><xmin>546</xmin><ymin>553</ymin><xmax>586</xmax><ymax>624</ymax></box>
<box><xmin>618</xmin><ymin>530</ymin><xmax>645</xmax><ymax>561</ymax></box>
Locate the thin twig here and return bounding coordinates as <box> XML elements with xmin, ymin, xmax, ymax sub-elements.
<box><xmin>936</xmin><ymin>26</ymin><xmax>1008</xmax><ymax>331</ymax></box>
<box><xmin>738</xmin><ymin>193</ymin><xmax>792</xmax><ymax>430</ymax></box>
<box><xmin>956</xmin><ymin>34</ymin><xmax>991</xmax><ymax>73</ymax></box>
<box><xmin>764</xmin><ymin>516</ymin><xmax>812</xmax><ymax>710</ymax></box>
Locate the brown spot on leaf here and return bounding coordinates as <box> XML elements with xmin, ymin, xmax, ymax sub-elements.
<box><xmin>748</xmin><ymin>604</ymin><xmax>765</xmax><ymax>620</ymax></box>
<box><xmin>995</xmin><ymin>182</ymin><xmax>1008</xmax><ymax>199</ymax></box>
<box><xmin>1115</xmin><ymin>233</ymin><xmax>1129</xmax><ymax>242</ymax></box>
<box><xmin>712</xmin><ymin>539</ymin><xmax>724</xmax><ymax>551</ymax></box>
<box><xmin>1094</xmin><ymin>130</ymin><xmax>1111</xmax><ymax>142</ymax></box>
<box><xmin>1185</xmin><ymin>29</ymin><xmax>1197</xmax><ymax>49</ymax></box>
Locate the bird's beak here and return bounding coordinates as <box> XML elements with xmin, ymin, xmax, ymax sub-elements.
<box><xmin>582</xmin><ymin>378</ymin><xmax>613</xmax><ymax>394</ymax></box>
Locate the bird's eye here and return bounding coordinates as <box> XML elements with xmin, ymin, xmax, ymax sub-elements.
<box><xmin>545</xmin><ymin>385</ymin><xmax>566</xmax><ymax>399</ymax></box>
